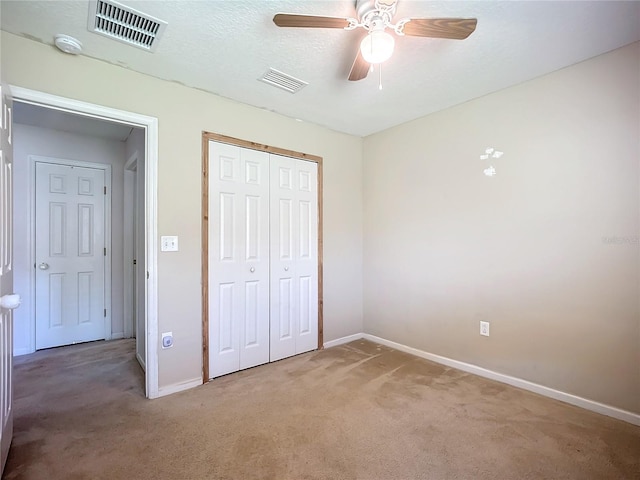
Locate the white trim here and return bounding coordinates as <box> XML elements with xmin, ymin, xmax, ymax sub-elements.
<box><xmin>27</xmin><ymin>154</ymin><xmax>35</xmax><ymax>353</ymax></box>
<box><xmin>363</xmin><ymin>334</ymin><xmax>640</xmax><ymax>426</ymax></box>
<box><xmin>157</xmin><ymin>377</ymin><xmax>202</xmax><ymax>398</ymax></box>
<box><xmin>28</xmin><ymin>155</ymin><xmax>112</xmax><ymax>348</ymax></box>
<box><xmin>13</xmin><ymin>347</ymin><xmax>32</xmax><ymax>357</ymax></box>
<box><xmin>144</xmin><ymin>115</ymin><xmax>159</xmax><ymax>399</ymax></box>
<box><xmin>123</xmin><ymin>152</ymin><xmax>137</xmax><ymax>339</ymax></box>
<box><xmin>11</xmin><ymin>87</ymin><xmax>153</xmax><ymax>129</ymax></box>
<box><xmin>11</xmin><ymin>86</ymin><xmax>159</xmax><ymax>400</ymax></box>
<box><xmin>136</xmin><ymin>352</ymin><xmax>146</xmax><ymax>372</ymax></box>
<box><xmin>110</xmin><ymin>332</ymin><xmax>125</xmax><ymax>340</ymax></box>
<box><xmin>124</xmin><ymin>152</ymin><xmax>138</xmax><ymax>171</ymax></box>
<box><xmin>323</xmin><ymin>333</ymin><xmax>364</xmax><ymax>349</ymax></box>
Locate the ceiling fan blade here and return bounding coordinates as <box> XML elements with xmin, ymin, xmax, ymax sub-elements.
<box><xmin>273</xmin><ymin>13</ymin><xmax>352</xmax><ymax>29</ymax></box>
<box><xmin>348</xmin><ymin>49</ymin><xmax>369</xmax><ymax>81</ymax></box>
<box><xmin>402</xmin><ymin>18</ymin><xmax>477</xmax><ymax>39</ymax></box>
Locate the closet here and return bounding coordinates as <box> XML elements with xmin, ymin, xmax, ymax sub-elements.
<box><xmin>207</xmin><ymin>139</ymin><xmax>319</xmax><ymax>378</ymax></box>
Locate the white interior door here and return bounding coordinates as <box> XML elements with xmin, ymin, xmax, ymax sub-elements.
<box><xmin>269</xmin><ymin>155</ymin><xmax>318</xmax><ymax>361</ymax></box>
<box><xmin>209</xmin><ymin>141</ymin><xmax>270</xmax><ymax>378</ymax></box>
<box><xmin>35</xmin><ymin>162</ymin><xmax>106</xmax><ymax>350</ymax></box>
<box><xmin>134</xmin><ymin>155</ymin><xmax>145</xmax><ymax>370</ymax></box>
<box><xmin>1</xmin><ymin>86</ymin><xmax>16</xmax><ymax>475</ymax></box>
<box><xmin>132</xmin><ymin>165</ymin><xmax>138</xmax><ymax>339</ymax></box>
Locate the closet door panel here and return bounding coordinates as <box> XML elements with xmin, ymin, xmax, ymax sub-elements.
<box><xmin>209</xmin><ymin>142</ymin><xmax>269</xmax><ymax>377</ymax></box>
<box><xmin>292</xmin><ymin>159</ymin><xmax>318</xmax><ymax>355</ymax></box>
<box><xmin>239</xmin><ymin>175</ymin><xmax>270</xmax><ymax>370</ymax></box>
<box><xmin>270</xmin><ymin>158</ymin><xmax>296</xmax><ymax>361</ymax></box>
<box><xmin>270</xmin><ymin>155</ymin><xmax>318</xmax><ymax>361</ymax></box>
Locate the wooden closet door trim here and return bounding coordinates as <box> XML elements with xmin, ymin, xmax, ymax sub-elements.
<box><xmin>201</xmin><ymin>131</ymin><xmax>324</xmax><ymax>384</ymax></box>
<box><xmin>201</xmin><ymin>135</ymin><xmax>210</xmax><ymax>382</ymax></box>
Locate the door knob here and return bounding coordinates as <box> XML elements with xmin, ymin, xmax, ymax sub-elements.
<box><xmin>250</xmin><ymin>267</ymin><xmax>255</xmax><ymax>273</ymax></box>
<box><xmin>284</xmin><ymin>266</ymin><xmax>289</xmax><ymax>271</ymax></box>
<box><xmin>38</xmin><ymin>263</ymin><xmax>49</xmax><ymax>270</ymax></box>
<box><xmin>0</xmin><ymin>294</ymin><xmax>21</xmax><ymax>310</ymax></box>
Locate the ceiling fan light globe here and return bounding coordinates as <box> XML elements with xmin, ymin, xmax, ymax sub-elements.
<box><xmin>360</xmin><ymin>30</ymin><xmax>395</xmax><ymax>64</ymax></box>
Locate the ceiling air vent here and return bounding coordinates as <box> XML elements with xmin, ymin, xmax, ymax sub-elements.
<box><xmin>88</xmin><ymin>0</ymin><xmax>167</xmax><ymax>52</ymax></box>
<box><xmin>259</xmin><ymin>68</ymin><xmax>308</xmax><ymax>93</ymax></box>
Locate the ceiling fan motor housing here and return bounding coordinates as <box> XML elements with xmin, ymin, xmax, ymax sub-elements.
<box><xmin>357</xmin><ymin>0</ymin><xmax>397</xmax><ymax>29</ymax></box>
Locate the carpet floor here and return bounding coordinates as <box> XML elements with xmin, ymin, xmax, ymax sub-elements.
<box><xmin>3</xmin><ymin>339</ymin><xmax>640</xmax><ymax>479</ymax></box>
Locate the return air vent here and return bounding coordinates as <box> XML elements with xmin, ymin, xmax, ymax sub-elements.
<box><xmin>259</xmin><ymin>68</ymin><xmax>308</xmax><ymax>93</ymax></box>
<box><xmin>88</xmin><ymin>0</ymin><xmax>167</xmax><ymax>52</ymax></box>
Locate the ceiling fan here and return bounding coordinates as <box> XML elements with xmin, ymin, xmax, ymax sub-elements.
<box><xmin>273</xmin><ymin>0</ymin><xmax>477</xmax><ymax>82</ymax></box>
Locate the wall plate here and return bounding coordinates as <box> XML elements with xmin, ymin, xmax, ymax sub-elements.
<box><xmin>161</xmin><ymin>236</ymin><xmax>178</xmax><ymax>251</ymax></box>
<box><xmin>161</xmin><ymin>332</ymin><xmax>173</xmax><ymax>349</ymax></box>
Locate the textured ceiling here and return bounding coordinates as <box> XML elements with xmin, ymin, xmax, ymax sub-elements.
<box><xmin>1</xmin><ymin>1</ymin><xmax>639</xmax><ymax>137</ymax></box>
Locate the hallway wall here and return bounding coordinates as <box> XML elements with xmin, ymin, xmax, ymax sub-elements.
<box><xmin>13</xmin><ymin>123</ymin><xmax>128</xmax><ymax>353</ymax></box>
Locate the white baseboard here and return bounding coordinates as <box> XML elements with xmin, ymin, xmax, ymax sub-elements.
<box><xmin>323</xmin><ymin>333</ymin><xmax>365</xmax><ymax>349</ymax></box>
<box><xmin>136</xmin><ymin>352</ymin><xmax>146</xmax><ymax>372</ymax></box>
<box><xmin>110</xmin><ymin>332</ymin><xmax>125</xmax><ymax>340</ymax></box>
<box><xmin>13</xmin><ymin>346</ymin><xmax>34</xmax><ymax>357</ymax></box>
<box><xmin>157</xmin><ymin>377</ymin><xmax>202</xmax><ymax>398</ymax></box>
<box><xmin>363</xmin><ymin>334</ymin><xmax>640</xmax><ymax>426</ymax></box>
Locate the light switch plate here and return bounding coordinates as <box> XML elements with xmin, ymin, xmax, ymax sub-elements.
<box><xmin>161</xmin><ymin>236</ymin><xmax>178</xmax><ymax>252</ymax></box>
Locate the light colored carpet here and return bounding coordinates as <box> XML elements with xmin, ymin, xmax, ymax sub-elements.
<box><xmin>3</xmin><ymin>339</ymin><xmax>639</xmax><ymax>479</ymax></box>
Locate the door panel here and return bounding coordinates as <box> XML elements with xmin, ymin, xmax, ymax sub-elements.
<box><xmin>244</xmin><ymin>281</ymin><xmax>259</xmax><ymax>346</ymax></box>
<box><xmin>48</xmin><ymin>273</ymin><xmax>64</xmax><ymax>327</ymax></box>
<box><xmin>299</xmin><ymin>275</ymin><xmax>311</xmax><ymax>334</ymax></box>
<box><xmin>218</xmin><ymin>283</ymin><xmax>234</xmax><ymax>352</ymax></box>
<box><xmin>1</xmin><ymin>86</ymin><xmax>15</xmax><ymax>476</ymax></box>
<box><xmin>279</xmin><ymin>277</ymin><xmax>292</xmax><ymax>338</ymax></box>
<box><xmin>35</xmin><ymin>162</ymin><xmax>106</xmax><ymax>350</ymax></box>
<box><xmin>270</xmin><ymin>155</ymin><xmax>318</xmax><ymax>361</ymax></box>
<box><xmin>209</xmin><ymin>142</ymin><xmax>270</xmax><ymax>378</ymax></box>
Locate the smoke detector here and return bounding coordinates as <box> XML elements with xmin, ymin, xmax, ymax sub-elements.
<box><xmin>54</xmin><ymin>34</ymin><xmax>83</xmax><ymax>55</ymax></box>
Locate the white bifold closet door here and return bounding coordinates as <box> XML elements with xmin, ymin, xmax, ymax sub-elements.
<box><xmin>209</xmin><ymin>143</ymin><xmax>271</xmax><ymax>378</ymax></box>
<box><xmin>208</xmin><ymin>142</ymin><xmax>318</xmax><ymax>379</ymax></box>
<box><xmin>269</xmin><ymin>154</ymin><xmax>318</xmax><ymax>361</ymax></box>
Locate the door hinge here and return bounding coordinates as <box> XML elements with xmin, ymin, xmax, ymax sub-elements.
<box><xmin>147</xmin><ymin>271</ymin><xmax>149</xmax><ymax>279</ymax></box>
<box><xmin>104</xmin><ymin>186</ymin><xmax>107</xmax><ymax>195</ymax></box>
<box><xmin>104</xmin><ymin>247</ymin><xmax>107</xmax><ymax>256</ymax></box>
<box><xmin>104</xmin><ymin>309</ymin><xmax>107</xmax><ymax>317</ymax></box>
<box><xmin>133</xmin><ymin>259</ymin><xmax>137</xmax><ymax>265</ymax></box>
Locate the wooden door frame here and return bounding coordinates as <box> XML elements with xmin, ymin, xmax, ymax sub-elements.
<box><xmin>29</xmin><ymin>156</ymin><xmax>112</xmax><ymax>347</ymax></box>
<box><xmin>202</xmin><ymin>132</ymin><xmax>323</xmax><ymax>383</ymax></box>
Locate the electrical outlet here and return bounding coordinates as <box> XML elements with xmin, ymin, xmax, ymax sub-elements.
<box><xmin>161</xmin><ymin>332</ymin><xmax>173</xmax><ymax>349</ymax></box>
<box><xmin>480</xmin><ymin>321</ymin><xmax>490</xmax><ymax>337</ymax></box>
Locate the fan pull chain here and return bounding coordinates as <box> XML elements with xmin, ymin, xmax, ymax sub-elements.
<box><xmin>378</xmin><ymin>64</ymin><xmax>383</xmax><ymax>91</ymax></box>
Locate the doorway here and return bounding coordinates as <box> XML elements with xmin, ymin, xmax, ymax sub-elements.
<box><xmin>9</xmin><ymin>86</ymin><xmax>159</xmax><ymax>398</ymax></box>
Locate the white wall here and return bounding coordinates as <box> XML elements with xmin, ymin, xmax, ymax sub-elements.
<box><xmin>1</xmin><ymin>32</ymin><xmax>364</xmax><ymax>389</ymax></box>
<box><xmin>363</xmin><ymin>42</ymin><xmax>640</xmax><ymax>414</ymax></box>
<box><xmin>13</xmin><ymin>123</ymin><xmax>127</xmax><ymax>353</ymax></box>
